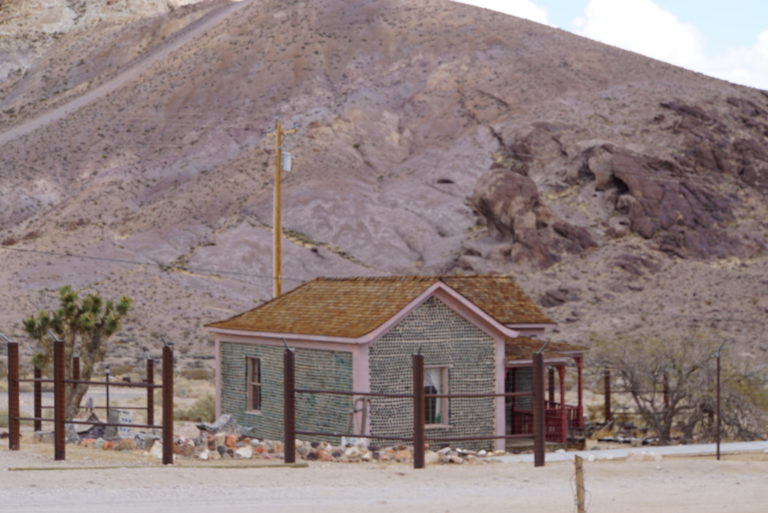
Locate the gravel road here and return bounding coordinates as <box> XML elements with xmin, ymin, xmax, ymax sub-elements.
<box><xmin>0</xmin><ymin>0</ymin><xmax>253</xmax><ymax>149</ymax></box>
<box><xmin>1</xmin><ymin>445</ymin><xmax>766</xmax><ymax>513</ymax></box>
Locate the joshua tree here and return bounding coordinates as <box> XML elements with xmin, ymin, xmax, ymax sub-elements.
<box><xmin>23</xmin><ymin>285</ymin><xmax>132</xmax><ymax>421</ymax></box>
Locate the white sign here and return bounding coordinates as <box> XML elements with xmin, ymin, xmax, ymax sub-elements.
<box><xmin>281</xmin><ymin>151</ymin><xmax>292</xmax><ymax>172</ymax></box>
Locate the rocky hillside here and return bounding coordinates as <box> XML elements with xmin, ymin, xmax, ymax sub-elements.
<box><xmin>0</xmin><ymin>0</ymin><xmax>766</xmax><ymax>372</ymax></box>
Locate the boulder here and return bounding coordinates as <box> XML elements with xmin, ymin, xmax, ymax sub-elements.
<box><xmin>471</xmin><ymin>169</ymin><xmax>595</xmax><ymax>268</ymax></box>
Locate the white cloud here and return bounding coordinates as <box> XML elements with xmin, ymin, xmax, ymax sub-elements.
<box><xmin>573</xmin><ymin>0</ymin><xmax>768</xmax><ymax>90</ymax></box>
<box><xmin>573</xmin><ymin>0</ymin><xmax>705</xmax><ymax>70</ymax></box>
<box><xmin>453</xmin><ymin>0</ymin><xmax>549</xmax><ymax>25</ymax></box>
<box><xmin>707</xmin><ymin>30</ymin><xmax>768</xmax><ymax>90</ymax></box>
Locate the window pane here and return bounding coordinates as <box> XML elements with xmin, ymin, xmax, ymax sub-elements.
<box><xmin>251</xmin><ymin>384</ymin><xmax>261</xmax><ymax>410</ymax></box>
<box><xmin>424</xmin><ymin>368</ymin><xmax>445</xmax><ymax>424</ymax></box>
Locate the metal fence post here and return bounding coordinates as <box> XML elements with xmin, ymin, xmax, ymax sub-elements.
<box><xmin>72</xmin><ymin>355</ymin><xmax>80</xmax><ymax>381</ymax></box>
<box><xmin>33</xmin><ymin>367</ymin><xmax>42</xmax><ymax>432</ymax></box>
<box><xmin>604</xmin><ymin>369</ymin><xmax>612</xmax><ymax>423</ymax></box>
<box><xmin>162</xmin><ymin>343</ymin><xmax>174</xmax><ymax>465</ymax></box>
<box><xmin>283</xmin><ymin>348</ymin><xmax>296</xmax><ymax>464</ymax></box>
<box><xmin>146</xmin><ymin>356</ymin><xmax>154</xmax><ymax>426</ymax></box>
<box><xmin>7</xmin><ymin>341</ymin><xmax>21</xmax><ymax>450</ymax></box>
<box><xmin>532</xmin><ymin>351</ymin><xmax>545</xmax><ymax>467</ymax></box>
<box><xmin>716</xmin><ymin>350</ymin><xmax>721</xmax><ymax>461</ymax></box>
<box><xmin>53</xmin><ymin>337</ymin><xmax>66</xmax><ymax>461</ymax></box>
<box><xmin>412</xmin><ymin>354</ymin><xmax>425</xmax><ymax>469</ymax></box>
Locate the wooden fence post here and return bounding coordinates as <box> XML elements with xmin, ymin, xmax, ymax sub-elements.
<box><xmin>33</xmin><ymin>367</ymin><xmax>42</xmax><ymax>432</ymax></box>
<box><xmin>412</xmin><ymin>354</ymin><xmax>426</xmax><ymax>469</ymax></box>
<box><xmin>7</xmin><ymin>341</ymin><xmax>21</xmax><ymax>450</ymax></box>
<box><xmin>283</xmin><ymin>347</ymin><xmax>296</xmax><ymax>464</ymax></box>
<box><xmin>53</xmin><ymin>337</ymin><xmax>65</xmax><ymax>461</ymax></box>
<box><xmin>574</xmin><ymin>455</ymin><xmax>586</xmax><ymax>513</ymax></box>
<box><xmin>532</xmin><ymin>351</ymin><xmax>545</xmax><ymax>467</ymax></box>
<box><xmin>162</xmin><ymin>343</ymin><xmax>174</xmax><ymax>465</ymax></box>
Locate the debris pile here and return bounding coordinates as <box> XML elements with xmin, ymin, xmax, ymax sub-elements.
<box><xmin>70</xmin><ymin>415</ymin><xmax>504</xmax><ymax>464</ymax></box>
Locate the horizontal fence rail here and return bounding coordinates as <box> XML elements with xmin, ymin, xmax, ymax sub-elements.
<box><xmin>5</xmin><ymin>339</ymin><xmax>175</xmax><ymax>465</ymax></box>
<box><xmin>283</xmin><ymin>348</ymin><xmax>551</xmax><ymax>469</ymax></box>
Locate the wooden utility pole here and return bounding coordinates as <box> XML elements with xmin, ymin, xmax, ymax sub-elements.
<box><xmin>272</xmin><ymin>118</ymin><xmax>296</xmax><ymax>298</ymax></box>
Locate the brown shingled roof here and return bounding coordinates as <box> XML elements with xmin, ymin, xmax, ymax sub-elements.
<box><xmin>505</xmin><ymin>337</ymin><xmax>587</xmax><ymax>362</ymax></box>
<box><xmin>207</xmin><ymin>275</ymin><xmax>553</xmax><ymax>338</ymax></box>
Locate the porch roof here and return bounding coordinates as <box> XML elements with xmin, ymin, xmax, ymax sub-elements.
<box><xmin>206</xmin><ymin>275</ymin><xmax>554</xmax><ymax>338</ymax></box>
<box><xmin>505</xmin><ymin>337</ymin><xmax>586</xmax><ymax>363</ymax></box>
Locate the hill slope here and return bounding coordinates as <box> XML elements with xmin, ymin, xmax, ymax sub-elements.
<box><xmin>1</xmin><ymin>0</ymin><xmax>766</xmax><ymax>369</ymax></box>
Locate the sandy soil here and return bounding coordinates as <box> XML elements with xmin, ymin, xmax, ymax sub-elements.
<box><xmin>1</xmin><ymin>441</ymin><xmax>766</xmax><ymax>513</ymax></box>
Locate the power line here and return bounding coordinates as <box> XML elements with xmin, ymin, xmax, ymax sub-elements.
<box><xmin>592</xmin><ymin>308</ymin><xmax>766</xmax><ymax>325</ymax></box>
<box><xmin>0</xmin><ymin>245</ymin><xmax>306</xmax><ymax>283</ymax></box>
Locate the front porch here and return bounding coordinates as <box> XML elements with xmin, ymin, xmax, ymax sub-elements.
<box><xmin>504</xmin><ymin>338</ymin><xmax>586</xmax><ymax>446</ymax></box>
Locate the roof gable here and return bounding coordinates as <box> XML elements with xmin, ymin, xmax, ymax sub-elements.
<box><xmin>206</xmin><ymin>275</ymin><xmax>553</xmax><ymax>339</ymax></box>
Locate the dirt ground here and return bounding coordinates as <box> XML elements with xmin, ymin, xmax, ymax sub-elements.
<box><xmin>1</xmin><ymin>440</ymin><xmax>766</xmax><ymax>513</ymax></box>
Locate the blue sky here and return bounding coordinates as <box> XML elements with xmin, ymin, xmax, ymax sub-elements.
<box><xmin>455</xmin><ymin>0</ymin><xmax>768</xmax><ymax>90</ymax></box>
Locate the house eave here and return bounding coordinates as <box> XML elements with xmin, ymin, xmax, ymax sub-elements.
<box><xmin>206</xmin><ymin>326</ymin><xmax>360</xmax><ymax>345</ymax></box>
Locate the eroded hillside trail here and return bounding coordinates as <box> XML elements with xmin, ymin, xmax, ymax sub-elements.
<box><xmin>0</xmin><ymin>0</ymin><xmax>254</xmax><ymax>149</ymax></box>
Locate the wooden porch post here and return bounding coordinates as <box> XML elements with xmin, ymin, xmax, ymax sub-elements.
<box><xmin>547</xmin><ymin>367</ymin><xmax>555</xmax><ymax>404</ymax></box>
<box><xmin>558</xmin><ymin>365</ymin><xmax>567</xmax><ymax>447</ymax></box>
<box><xmin>576</xmin><ymin>356</ymin><xmax>584</xmax><ymax>429</ymax></box>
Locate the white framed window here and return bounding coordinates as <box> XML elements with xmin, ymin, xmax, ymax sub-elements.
<box><xmin>246</xmin><ymin>357</ymin><xmax>261</xmax><ymax>412</ymax></box>
<box><xmin>424</xmin><ymin>366</ymin><xmax>449</xmax><ymax>426</ymax></box>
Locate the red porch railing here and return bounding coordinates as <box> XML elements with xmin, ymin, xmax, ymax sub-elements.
<box><xmin>510</xmin><ymin>402</ymin><xmax>579</xmax><ymax>442</ymax></box>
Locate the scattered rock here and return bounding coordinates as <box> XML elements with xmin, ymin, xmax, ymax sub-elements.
<box><xmin>149</xmin><ymin>441</ymin><xmax>163</xmax><ymax>460</ymax></box>
<box><xmin>196</xmin><ymin>414</ymin><xmax>240</xmax><ymax>435</ymax></box>
<box><xmin>34</xmin><ymin>431</ymin><xmax>54</xmax><ymax>443</ymax></box>
<box><xmin>134</xmin><ymin>432</ymin><xmax>160</xmax><ymax>450</ymax></box>
<box><xmin>540</xmin><ymin>287</ymin><xmax>581</xmax><ymax>307</ymax></box>
<box><xmin>116</xmin><ymin>438</ymin><xmax>137</xmax><ymax>451</ymax></box>
<box><xmin>234</xmin><ymin>445</ymin><xmax>253</xmax><ymax>459</ymax></box>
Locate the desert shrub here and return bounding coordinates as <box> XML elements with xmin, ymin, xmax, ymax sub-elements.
<box><xmin>174</xmin><ymin>393</ymin><xmax>215</xmax><ymax>423</ymax></box>
<box><xmin>179</xmin><ymin>368</ymin><xmax>213</xmax><ymax>381</ymax></box>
